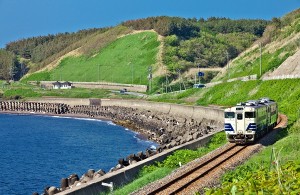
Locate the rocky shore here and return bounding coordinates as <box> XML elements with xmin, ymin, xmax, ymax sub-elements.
<box><xmin>0</xmin><ymin>101</ymin><xmax>222</xmax><ymax>195</ymax></box>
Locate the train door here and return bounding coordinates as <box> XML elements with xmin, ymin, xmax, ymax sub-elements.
<box><xmin>236</xmin><ymin>112</ymin><xmax>245</xmax><ymax>134</ymax></box>
<box><xmin>266</xmin><ymin>105</ymin><xmax>270</xmax><ymax>131</ymax></box>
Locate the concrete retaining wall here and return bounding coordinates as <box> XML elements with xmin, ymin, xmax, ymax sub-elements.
<box><xmin>100</xmin><ymin>99</ymin><xmax>224</xmax><ymax>122</ymax></box>
<box><xmin>29</xmin><ymin>98</ymin><xmax>224</xmax><ymax>122</ymax></box>
<box><xmin>57</xmin><ymin>131</ymin><xmax>222</xmax><ymax>195</ymax></box>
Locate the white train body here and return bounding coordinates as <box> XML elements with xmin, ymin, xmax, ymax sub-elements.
<box><xmin>224</xmin><ymin>98</ymin><xmax>278</xmax><ymax>143</ymax></box>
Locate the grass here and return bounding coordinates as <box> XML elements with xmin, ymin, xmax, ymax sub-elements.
<box><xmin>21</xmin><ymin>71</ymin><xmax>51</xmax><ymax>83</ymax></box>
<box><xmin>1</xmin><ymin>82</ymin><xmax>142</xmax><ymax>99</ymax></box>
<box><xmin>148</xmin><ymin>88</ymin><xmax>200</xmax><ymax>104</ymax></box>
<box><xmin>206</xmin><ymin>125</ymin><xmax>300</xmax><ymax>194</ymax></box>
<box><xmin>112</xmin><ymin>167</ymin><xmax>173</xmax><ymax>195</ymax></box>
<box><xmin>23</xmin><ymin>32</ymin><xmax>160</xmax><ymax>85</ymax></box>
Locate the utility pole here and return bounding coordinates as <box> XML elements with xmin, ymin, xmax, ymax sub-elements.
<box><xmin>164</xmin><ymin>66</ymin><xmax>172</xmax><ymax>93</ymax></box>
<box><xmin>226</xmin><ymin>51</ymin><xmax>230</xmax><ymax>80</ymax></box>
<box><xmin>165</xmin><ymin>74</ymin><xmax>168</xmax><ymax>93</ymax></box>
<box><xmin>165</xmin><ymin>66</ymin><xmax>168</xmax><ymax>93</ymax></box>
<box><xmin>131</xmin><ymin>62</ymin><xmax>134</xmax><ymax>85</ymax></box>
<box><xmin>177</xmin><ymin>69</ymin><xmax>182</xmax><ymax>92</ymax></box>
<box><xmin>98</xmin><ymin>64</ymin><xmax>100</xmax><ymax>82</ymax></box>
<box><xmin>260</xmin><ymin>42</ymin><xmax>262</xmax><ymax>77</ymax></box>
<box><xmin>181</xmin><ymin>71</ymin><xmax>186</xmax><ymax>91</ymax></box>
<box><xmin>197</xmin><ymin>64</ymin><xmax>200</xmax><ymax>84</ymax></box>
<box><xmin>148</xmin><ymin>66</ymin><xmax>152</xmax><ymax>93</ymax></box>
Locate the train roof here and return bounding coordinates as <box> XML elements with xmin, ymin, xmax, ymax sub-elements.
<box><xmin>225</xmin><ymin>98</ymin><xmax>276</xmax><ymax>111</ymax></box>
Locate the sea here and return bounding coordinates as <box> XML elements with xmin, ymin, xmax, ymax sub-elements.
<box><xmin>0</xmin><ymin>113</ymin><xmax>157</xmax><ymax>195</ymax></box>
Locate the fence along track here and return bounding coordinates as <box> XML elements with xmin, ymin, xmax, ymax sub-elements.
<box><xmin>147</xmin><ymin>144</ymin><xmax>247</xmax><ymax>195</ymax></box>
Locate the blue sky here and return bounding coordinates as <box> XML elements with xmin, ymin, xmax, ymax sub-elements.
<box><xmin>0</xmin><ymin>0</ymin><xmax>299</xmax><ymax>48</ymax></box>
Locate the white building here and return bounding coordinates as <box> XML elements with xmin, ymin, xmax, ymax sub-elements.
<box><xmin>52</xmin><ymin>81</ymin><xmax>72</xmax><ymax>89</ymax></box>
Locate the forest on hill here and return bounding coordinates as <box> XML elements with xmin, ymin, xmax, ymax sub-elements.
<box><xmin>1</xmin><ymin>10</ymin><xmax>298</xmax><ymax>82</ymax></box>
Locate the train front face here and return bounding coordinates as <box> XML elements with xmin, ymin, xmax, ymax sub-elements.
<box><xmin>224</xmin><ymin>106</ymin><xmax>256</xmax><ymax>144</ymax></box>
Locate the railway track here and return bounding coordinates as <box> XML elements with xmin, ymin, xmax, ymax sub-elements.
<box><xmin>133</xmin><ymin>114</ymin><xmax>287</xmax><ymax>195</ymax></box>
<box><xmin>144</xmin><ymin>143</ymin><xmax>247</xmax><ymax>195</ymax></box>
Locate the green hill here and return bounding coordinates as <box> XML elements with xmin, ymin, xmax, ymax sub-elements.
<box><xmin>1</xmin><ymin>16</ymin><xmax>270</xmax><ymax>87</ymax></box>
<box><xmin>23</xmin><ymin>31</ymin><xmax>159</xmax><ymax>84</ymax></box>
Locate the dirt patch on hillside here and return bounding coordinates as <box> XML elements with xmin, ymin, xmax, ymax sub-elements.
<box><xmin>117</xmin><ymin>29</ymin><xmax>157</xmax><ymax>38</ymax></box>
<box><xmin>38</xmin><ymin>47</ymin><xmax>82</xmax><ymax>72</ymax></box>
<box><xmin>266</xmin><ymin>32</ymin><xmax>300</xmax><ymax>53</ymax></box>
<box><xmin>153</xmin><ymin>34</ymin><xmax>166</xmax><ymax>77</ymax></box>
<box><xmin>263</xmin><ymin>48</ymin><xmax>300</xmax><ymax>78</ymax></box>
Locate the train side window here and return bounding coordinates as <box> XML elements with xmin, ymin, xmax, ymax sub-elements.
<box><xmin>225</xmin><ymin>112</ymin><xmax>235</xmax><ymax>118</ymax></box>
<box><xmin>245</xmin><ymin>112</ymin><xmax>256</xmax><ymax>118</ymax></box>
<box><xmin>237</xmin><ymin>113</ymin><xmax>243</xmax><ymax>120</ymax></box>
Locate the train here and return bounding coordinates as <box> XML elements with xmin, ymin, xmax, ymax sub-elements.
<box><xmin>224</xmin><ymin>97</ymin><xmax>278</xmax><ymax>143</ymax></box>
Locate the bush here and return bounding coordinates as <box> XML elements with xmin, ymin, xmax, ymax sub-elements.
<box><xmin>206</xmin><ymin>161</ymin><xmax>300</xmax><ymax>194</ymax></box>
<box><xmin>21</xmin><ymin>71</ymin><xmax>51</xmax><ymax>82</ymax></box>
<box><xmin>4</xmin><ymin>88</ymin><xmax>40</xmax><ymax>98</ymax></box>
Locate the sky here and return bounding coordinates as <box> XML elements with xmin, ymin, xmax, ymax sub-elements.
<box><xmin>0</xmin><ymin>0</ymin><xmax>299</xmax><ymax>48</ymax></box>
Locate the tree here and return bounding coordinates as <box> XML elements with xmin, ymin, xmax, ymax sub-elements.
<box><xmin>271</xmin><ymin>17</ymin><xmax>282</xmax><ymax>29</ymax></box>
<box><xmin>0</xmin><ymin>49</ymin><xmax>18</xmax><ymax>80</ymax></box>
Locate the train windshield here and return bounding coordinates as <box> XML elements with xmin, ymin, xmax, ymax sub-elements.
<box><xmin>237</xmin><ymin>113</ymin><xmax>243</xmax><ymax>120</ymax></box>
<box><xmin>225</xmin><ymin>112</ymin><xmax>235</xmax><ymax>118</ymax></box>
<box><xmin>245</xmin><ymin>112</ymin><xmax>256</xmax><ymax>118</ymax></box>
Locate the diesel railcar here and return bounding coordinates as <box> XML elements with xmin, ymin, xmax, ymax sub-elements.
<box><xmin>224</xmin><ymin>98</ymin><xmax>278</xmax><ymax>143</ymax></box>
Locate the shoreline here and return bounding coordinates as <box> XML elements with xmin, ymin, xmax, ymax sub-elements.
<box><xmin>0</xmin><ymin>101</ymin><xmax>222</xmax><ymax>148</ymax></box>
<box><xmin>0</xmin><ymin>110</ymin><xmax>156</xmax><ymax>143</ymax></box>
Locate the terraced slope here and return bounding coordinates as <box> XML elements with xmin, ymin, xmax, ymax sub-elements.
<box><xmin>263</xmin><ymin>48</ymin><xmax>300</xmax><ymax>78</ymax></box>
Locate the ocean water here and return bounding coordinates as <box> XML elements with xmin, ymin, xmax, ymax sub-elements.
<box><xmin>0</xmin><ymin>113</ymin><xmax>156</xmax><ymax>195</ymax></box>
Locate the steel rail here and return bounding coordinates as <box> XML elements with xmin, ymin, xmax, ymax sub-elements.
<box><xmin>147</xmin><ymin>144</ymin><xmax>247</xmax><ymax>195</ymax></box>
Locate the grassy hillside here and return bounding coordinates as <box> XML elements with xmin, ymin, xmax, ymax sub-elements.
<box><xmin>22</xmin><ymin>31</ymin><xmax>160</xmax><ymax>84</ymax></box>
<box><xmin>213</xmin><ymin>9</ymin><xmax>300</xmax><ymax>81</ymax></box>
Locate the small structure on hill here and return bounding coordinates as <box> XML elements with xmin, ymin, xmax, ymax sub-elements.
<box><xmin>52</xmin><ymin>81</ymin><xmax>73</xmax><ymax>89</ymax></box>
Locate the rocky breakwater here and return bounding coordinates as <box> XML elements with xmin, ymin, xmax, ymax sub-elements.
<box><xmin>35</xmin><ymin>146</ymin><xmax>160</xmax><ymax>195</ymax></box>
<box><xmin>0</xmin><ymin>101</ymin><xmax>69</xmax><ymax>114</ymax></box>
<box><xmin>67</xmin><ymin>105</ymin><xmax>222</xmax><ymax>149</ymax></box>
